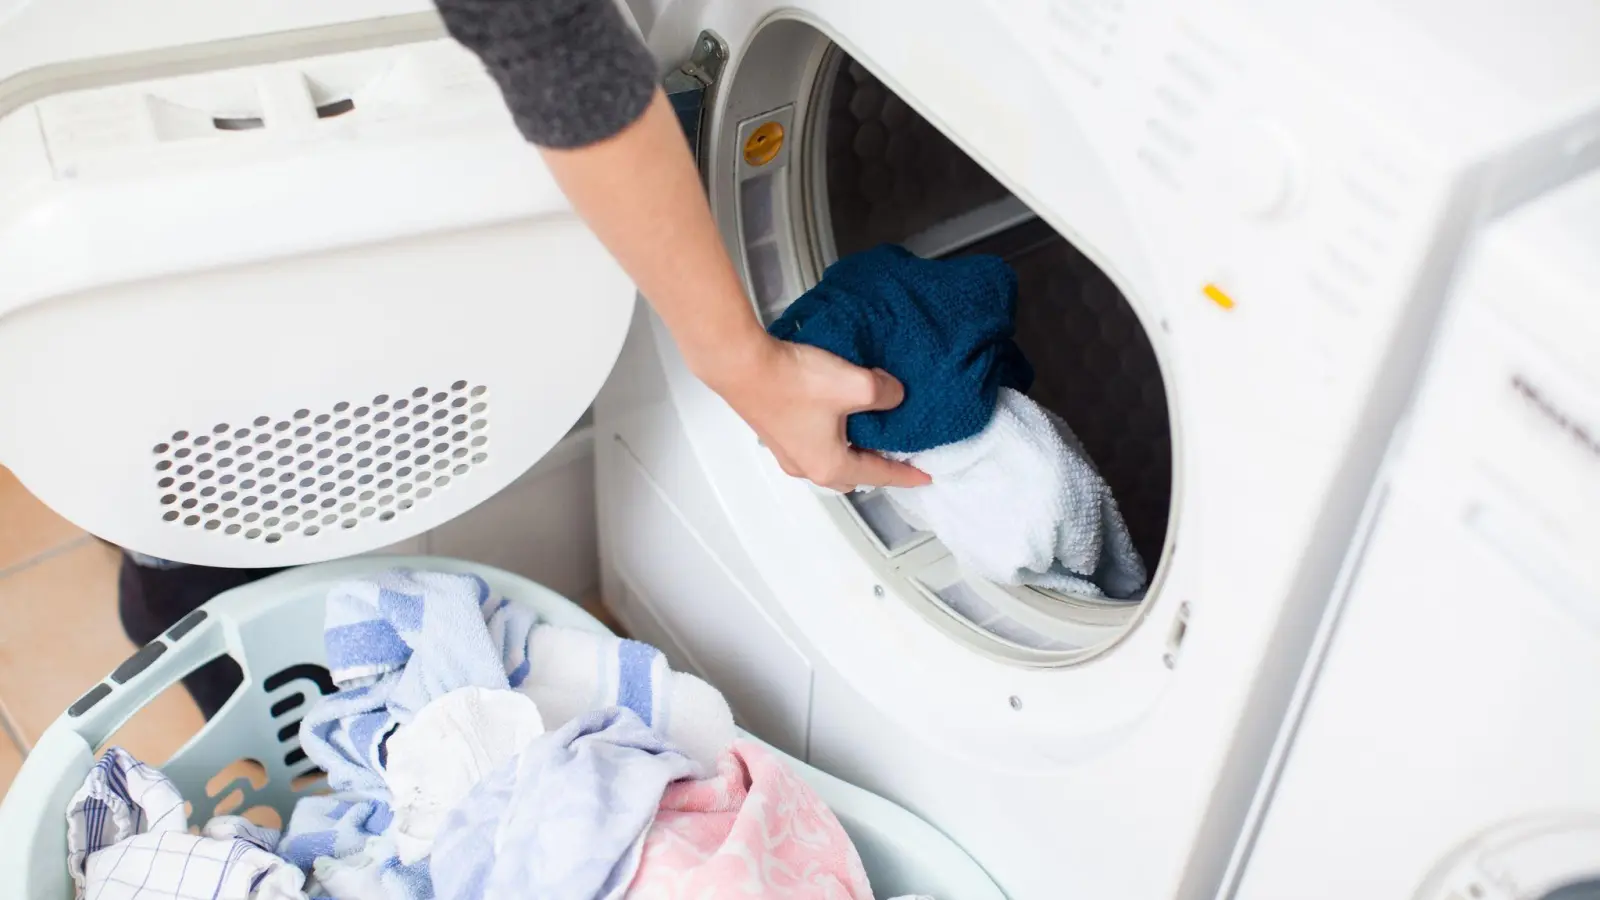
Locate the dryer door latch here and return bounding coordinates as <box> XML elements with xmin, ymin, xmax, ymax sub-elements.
<box><xmin>664</xmin><ymin>30</ymin><xmax>728</xmax><ymax>164</ymax></box>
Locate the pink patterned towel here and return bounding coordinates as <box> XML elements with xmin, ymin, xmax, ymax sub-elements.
<box><xmin>626</xmin><ymin>740</ymin><xmax>876</xmax><ymax>899</ymax></box>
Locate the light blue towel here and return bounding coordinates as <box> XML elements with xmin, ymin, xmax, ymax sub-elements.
<box><xmin>429</xmin><ymin>707</ymin><xmax>699</xmax><ymax>900</ymax></box>
<box><xmin>279</xmin><ymin>570</ymin><xmax>541</xmax><ymax>900</ymax></box>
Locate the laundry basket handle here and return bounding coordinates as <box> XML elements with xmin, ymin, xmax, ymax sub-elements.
<box><xmin>0</xmin><ymin>598</ymin><xmax>249</xmax><ymax>899</ymax></box>
<box><xmin>59</xmin><ymin>605</ymin><xmax>235</xmax><ymax>751</ymax></box>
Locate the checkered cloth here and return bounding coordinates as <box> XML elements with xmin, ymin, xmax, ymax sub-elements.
<box><xmin>66</xmin><ymin>747</ymin><xmax>307</xmax><ymax>899</ymax></box>
<box><xmin>81</xmin><ymin>829</ymin><xmax>307</xmax><ymax>900</ymax></box>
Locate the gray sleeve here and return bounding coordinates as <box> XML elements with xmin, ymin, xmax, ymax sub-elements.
<box><xmin>434</xmin><ymin>0</ymin><xmax>658</xmax><ymax>149</ymax></box>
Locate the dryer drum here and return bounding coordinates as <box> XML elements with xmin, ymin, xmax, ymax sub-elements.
<box><xmin>815</xmin><ymin>54</ymin><xmax>1173</xmax><ymax>572</ymax></box>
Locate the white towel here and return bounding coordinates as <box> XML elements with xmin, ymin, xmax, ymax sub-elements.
<box><xmin>282</xmin><ymin>571</ymin><xmax>535</xmax><ymax>900</ymax></box>
<box><xmin>519</xmin><ymin>626</ymin><xmax>736</xmax><ymax>775</ymax></box>
<box><xmin>884</xmin><ymin>388</ymin><xmax>1148</xmax><ymax>600</ymax></box>
<box><xmin>385</xmin><ymin>686</ymin><xmax>547</xmax><ymax>864</ymax></box>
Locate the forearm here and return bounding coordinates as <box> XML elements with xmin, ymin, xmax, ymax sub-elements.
<box><xmin>538</xmin><ymin>90</ymin><xmax>767</xmax><ymax>382</ymax></box>
<box><xmin>435</xmin><ymin>0</ymin><xmax>764</xmax><ymax>381</ymax></box>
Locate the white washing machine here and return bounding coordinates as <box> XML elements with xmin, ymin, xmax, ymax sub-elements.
<box><xmin>1221</xmin><ymin>163</ymin><xmax>1600</xmax><ymax>900</ymax></box>
<box><xmin>595</xmin><ymin>1</ymin><xmax>1600</xmax><ymax>898</ymax></box>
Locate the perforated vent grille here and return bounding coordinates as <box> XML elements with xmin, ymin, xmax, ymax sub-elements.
<box><xmin>151</xmin><ymin>382</ymin><xmax>491</xmax><ymax>543</ymax></box>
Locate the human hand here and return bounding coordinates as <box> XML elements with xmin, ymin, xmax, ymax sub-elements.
<box><xmin>697</xmin><ymin>336</ymin><xmax>932</xmax><ymax>493</ymax></box>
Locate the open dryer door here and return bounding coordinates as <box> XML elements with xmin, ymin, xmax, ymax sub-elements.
<box><xmin>0</xmin><ymin>28</ymin><xmax>637</xmax><ymax>568</ymax></box>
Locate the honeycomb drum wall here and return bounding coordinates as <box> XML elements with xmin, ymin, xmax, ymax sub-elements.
<box><xmin>1001</xmin><ymin>228</ymin><xmax>1172</xmax><ymax>566</ymax></box>
<box><xmin>823</xmin><ymin>55</ymin><xmax>1173</xmax><ymax>567</ymax></box>
<box><xmin>824</xmin><ymin>58</ymin><xmax>1012</xmax><ymax>257</ymax></box>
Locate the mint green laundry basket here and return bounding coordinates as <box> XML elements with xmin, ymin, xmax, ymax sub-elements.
<box><xmin>0</xmin><ymin>556</ymin><xmax>1004</xmax><ymax>900</ymax></box>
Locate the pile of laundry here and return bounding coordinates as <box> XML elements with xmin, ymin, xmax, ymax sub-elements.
<box><xmin>769</xmin><ymin>243</ymin><xmax>1148</xmax><ymax>600</ymax></box>
<box><xmin>65</xmin><ymin>569</ymin><xmax>933</xmax><ymax>900</ymax></box>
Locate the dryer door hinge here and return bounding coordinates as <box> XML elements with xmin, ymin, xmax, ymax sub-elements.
<box><xmin>663</xmin><ymin>30</ymin><xmax>728</xmax><ymax>164</ymax></box>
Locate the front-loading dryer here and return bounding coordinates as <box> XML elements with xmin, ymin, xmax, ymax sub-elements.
<box><xmin>1225</xmin><ymin>162</ymin><xmax>1600</xmax><ymax>900</ymax></box>
<box><xmin>596</xmin><ymin>1</ymin><xmax>1600</xmax><ymax>898</ymax></box>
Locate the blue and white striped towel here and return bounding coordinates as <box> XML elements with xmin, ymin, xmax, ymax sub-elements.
<box><xmin>303</xmin><ymin>570</ymin><xmax>539</xmax><ymax>795</ymax></box>
<box><xmin>279</xmin><ymin>570</ymin><xmax>537</xmax><ymax>899</ymax></box>
<box><xmin>278</xmin><ymin>569</ymin><xmax>736</xmax><ymax>895</ymax></box>
<box><xmin>519</xmin><ymin>627</ymin><xmax>734</xmax><ymax>773</ymax></box>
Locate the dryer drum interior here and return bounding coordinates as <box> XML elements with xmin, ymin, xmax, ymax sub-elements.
<box><xmin>727</xmin><ymin>30</ymin><xmax>1174</xmax><ymax>666</ymax></box>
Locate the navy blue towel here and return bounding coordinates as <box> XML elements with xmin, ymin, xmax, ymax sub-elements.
<box><xmin>768</xmin><ymin>244</ymin><xmax>1034</xmax><ymax>453</ymax></box>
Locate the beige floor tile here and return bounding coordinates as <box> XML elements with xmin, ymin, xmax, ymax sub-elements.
<box><xmin>0</xmin><ymin>466</ymin><xmax>85</xmax><ymax>573</ymax></box>
<box><xmin>0</xmin><ymin>541</ymin><xmax>203</xmax><ymax>759</ymax></box>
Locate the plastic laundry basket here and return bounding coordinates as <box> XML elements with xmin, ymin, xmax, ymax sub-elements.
<box><xmin>0</xmin><ymin>556</ymin><xmax>1005</xmax><ymax>900</ymax></box>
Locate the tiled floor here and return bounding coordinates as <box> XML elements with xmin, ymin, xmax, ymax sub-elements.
<box><xmin>0</xmin><ymin>464</ymin><xmax>621</xmax><ymax>802</ymax></box>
